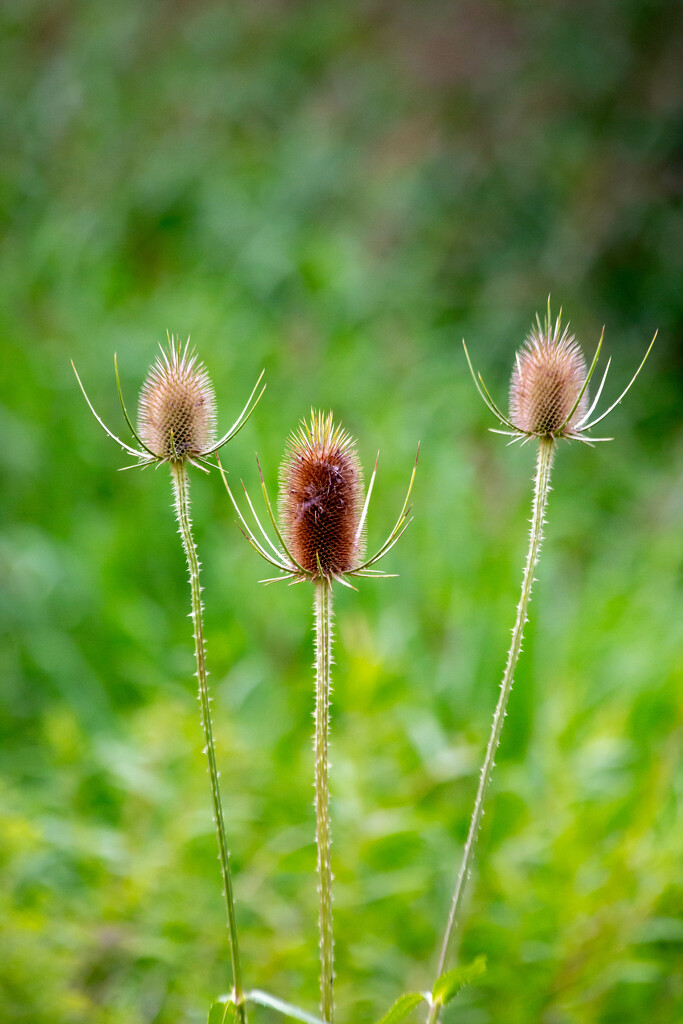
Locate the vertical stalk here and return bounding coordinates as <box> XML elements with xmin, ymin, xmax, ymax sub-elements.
<box><xmin>314</xmin><ymin>579</ymin><xmax>334</xmax><ymax>1023</ymax></box>
<box><xmin>428</xmin><ymin>438</ymin><xmax>555</xmax><ymax>1023</ymax></box>
<box><xmin>171</xmin><ymin>463</ymin><xmax>247</xmax><ymax>1024</ymax></box>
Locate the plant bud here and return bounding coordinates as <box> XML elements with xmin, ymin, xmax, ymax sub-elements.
<box><xmin>509</xmin><ymin>320</ymin><xmax>588</xmax><ymax>436</ymax></box>
<box><xmin>279</xmin><ymin>411</ymin><xmax>364</xmax><ymax>578</ymax></box>
<box><xmin>138</xmin><ymin>341</ymin><xmax>217</xmax><ymax>461</ymax></box>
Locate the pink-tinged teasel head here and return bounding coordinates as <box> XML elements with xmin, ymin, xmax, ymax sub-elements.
<box><xmin>138</xmin><ymin>342</ymin><xmax>217</xmax><ymax>461</ymax></box>
<box><xmin>463</xmin><ymin>303</ymin><xmax>654</xmax><ymax>447</ymax></box>
<box><xmin>72</xmin><ymin>337</ymin><xmax>265</xmax><ymax>472</ymax></box>
<box><xmin>509</xmin><ymin>319</ymin><xmax>589</xmax><ymax>438</ymax></box>
<box><xmin>279</xmin><ymin>411</ymin><xmax>365</xmax><ymax>578</ymax></box>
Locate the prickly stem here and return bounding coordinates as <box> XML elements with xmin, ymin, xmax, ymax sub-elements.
<box><xmin>314</xmin><ymin>579</ymin><xmax>335</xmax><ymax>1023</ymax></box>
<box><xmin>170</xmin><ymin>462</ymin><xmax>247</xmax><ymax>1024</ymax></box>
<box><xmin>428</xmin><ymin>437</ymin><xmax>555</xmax><ymax>1023</ymax></box>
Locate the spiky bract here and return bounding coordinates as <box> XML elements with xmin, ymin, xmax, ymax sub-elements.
<box><xmin>138</xmin><ymin>340</ymin><xmax>217</xmax><ymax>462</ymax></box>
<box><xmin>279</xmin><ymin>411</ymin><xmax>365</xmax><ymax>579</ymax></box>
<box><xmin>509</xmin><ymin>317</ymin><xmax>588</xmax><ymax>437</ymax></box>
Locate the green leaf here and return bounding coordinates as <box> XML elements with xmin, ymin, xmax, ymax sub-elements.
<box><xmin>432</xmin><ymin>955</ymin><xmax>487</xmax><ymax>1006</ymax></box>
<box><xmin>246</xmin><ymin>989</ymin><xmax>326</xmax><ymax>1024</ymax></box>
<box><xmin>374</xmin><ymin>991</ymin><xmax>428</xmax><ymax>1024</ymax></box>
<box><xmin>208</xmin><ymin>998</ymin><xmax>238</xmax><ymax>1024</ymax></box>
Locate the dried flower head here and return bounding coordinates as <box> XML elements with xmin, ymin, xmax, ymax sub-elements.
<box><xmin>138</xmin><ymin>343</ymin><xmax>217</xmax><ymax>461</ymax></box>
<box><xmin>463</xmin><ymin>304</ymin><xmax>655</xmax><ymax>446</ymax></box>
<box><xmin>509</xmin><ymin>318</ymin><xmax>588</xmax><ymax>437</ymax></box>
<box><xmin>72</xmin><ymin>336</ymin><xmax>264</xmax><ymax>471</ymax></box>
<box><xmin>220</xmin><ymin>409</ymin><xmax>418</xmax><ymax>587</ymax></box>
<box><xmin>279</xmin><ymin>412</ymin><xmax>365</xmax><ymax>577</ymax></box>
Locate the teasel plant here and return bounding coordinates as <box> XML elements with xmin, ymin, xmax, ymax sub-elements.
<box><xmin>414</xmin><ymin>308</ymin><xmax>655</xmax><ymax>1024</ymax></box>
<box><xmin>72</xmin><ymin>338</ymin><xmax>265</xmax><ymax>1024</ymax></box>
<box><xmin>218</xmin><ymin>410</ymin><xmax>418</xmax><ymax>1024</ymax></box>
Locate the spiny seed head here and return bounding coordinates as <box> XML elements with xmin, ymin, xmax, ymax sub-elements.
<box><xmin>138</xmin><ymin>339</ymin><xmax>217</xmax><ymax>462</ymax></box>
<box><xmin>279</xmin><ymin>410</ymin><xmax>365</xmax><ymax>579</ymax></box>
<box><xmin>509</xmin><ymin>316</ymin><xmax>589</xmax><ymax>437</ymax></box>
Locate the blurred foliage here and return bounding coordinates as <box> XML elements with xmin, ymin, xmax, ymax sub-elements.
<box><xmin>1</xmin><ymin>0</ymin><xmax>681</xmax><ymax>1021</ymax></box>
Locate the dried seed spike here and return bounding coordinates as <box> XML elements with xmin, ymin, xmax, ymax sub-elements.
<box><xmin>137</xmin><ymin>337</ymin><xmax>217</xmax><ymax>461</ymax></box>
<box><xmin>509</xmin><ymin>315</ymin><xmax>589</xmax><ymax>437</ymax></box>
<box><xmin>278</xmin><ymin>410</ymin><xmax>365</xmax><ymax>579</ymax></box>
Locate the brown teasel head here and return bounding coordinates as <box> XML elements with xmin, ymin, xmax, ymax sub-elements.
<box><xmin>137</xmin><ymin>339</ymin><xmax>217</xmax><ymax>462</ymax></box>
<box><xmin>509</xmin><ymin>317</ymin><xmax>589</xmax><ymax>437</ymax></box>
<box><xmin>279</xmin><ymin>411</ymin><xmax>365</xmax><ymax>579</ymax></box>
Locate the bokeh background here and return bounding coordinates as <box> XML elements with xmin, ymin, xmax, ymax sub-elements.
<box><xmin>1</xmin><ymin>1</ymin><xmax>681</xmax><ymax>1022</ymax></box>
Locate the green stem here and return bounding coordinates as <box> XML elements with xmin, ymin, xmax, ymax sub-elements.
<box><xmin>314</xmin><ymin>579</ymin><xmax>334</xmax><ymax>1023</ymax></box>
<box><xmin>171</xmin><ymin>462</ymin><xmax>247</xmax><ymax>1024</ymax></box>
<box><xmin>428</xmin><ymin>438</ymin><xmax>555</xmax><ymax>1024</ymax></box>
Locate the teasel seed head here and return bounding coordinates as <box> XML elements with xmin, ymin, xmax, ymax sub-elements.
<box><xmin>462</xmin><ymin>302</ymin><xmax>655</xmax><ymax>447</ymax></box>
<box><xmin>219</xmin><ymin>410</ymin><xmax>416</xmax><ymax>587</ymax></box>
<box><xmin>279</xmin><ymin>411</ymin><xmax>365</xmax><ymax>579</ymax></box>
<box><xmin>509</xmin><ymin>316</ymin><xmax>589</xmax><ymax>438</ymax></box>
<box><xmin>138</xmin><ymin>339</ymin><xmax>217</xmax><ymax>462</ymax></box>
<box><xmin>72</xmin><ymin>336</ymin><xmax>265</xmax><ymax>472</ymax></box>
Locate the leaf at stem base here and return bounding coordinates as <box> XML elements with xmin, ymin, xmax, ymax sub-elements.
<box><xmin>246</xmin><ymin>989</ymin><xmax>326</xmax><ymax>1024</ymax></box>
<box><xmin>208</xmin><ymin>999</ymin><xmax>238</xmax><ymax>1024</ymax></box>
<box><xmin>432</xmin><ymin>955</ymin><xmax>487</xmax><ymax>1006</ymax></box>
<box><xmin>373</xmin><ymin>991</ymin><xmax>428</xmax><ymax>1024</ymax></box>
<box><xmin>210</xmin><ymin>990</ymin><xmax>325</xmax><ymax>1024</ymax></box>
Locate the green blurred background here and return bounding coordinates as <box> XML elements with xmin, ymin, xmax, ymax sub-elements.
<box><xmin>1</xmin><ymin>1</ymin><xmax>681</xmax><ymax>1021</ymax></box>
